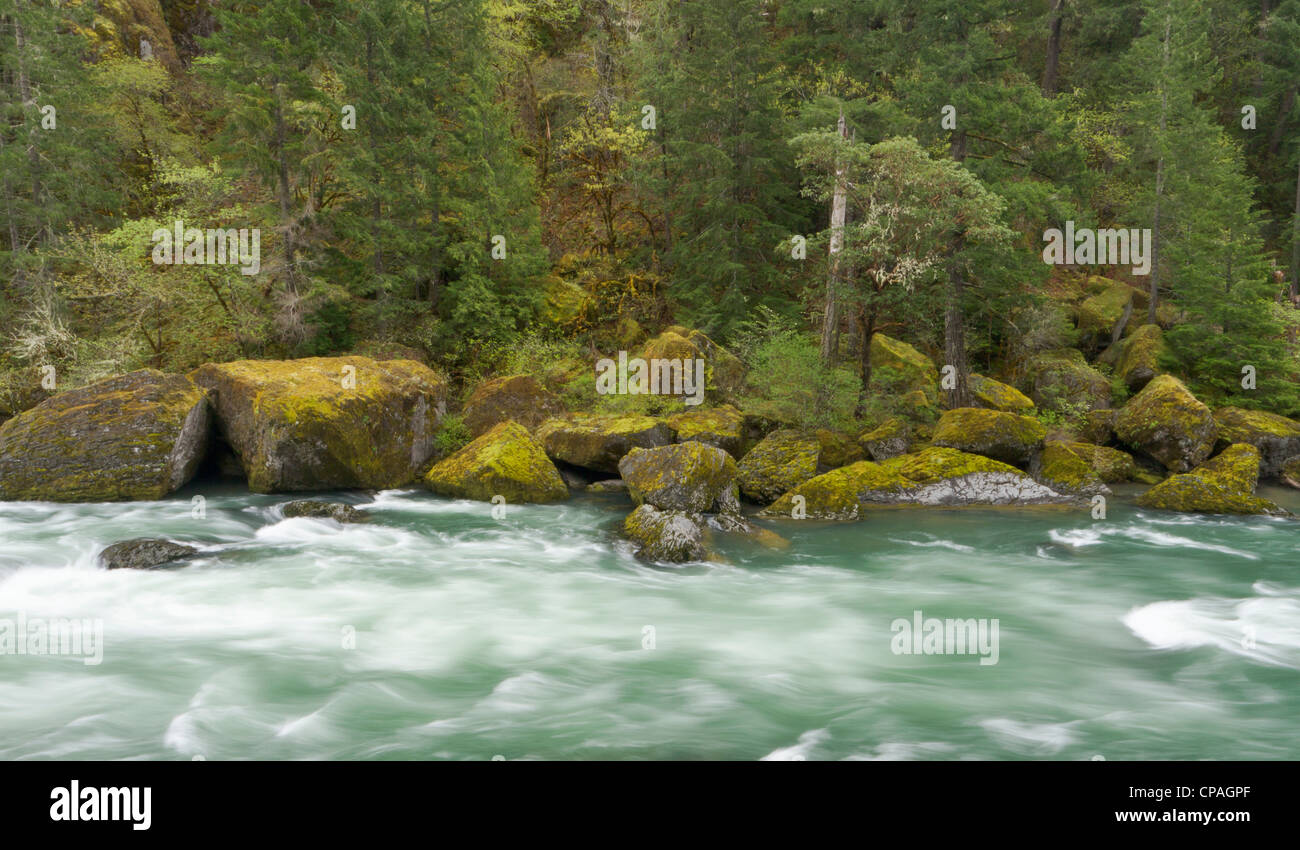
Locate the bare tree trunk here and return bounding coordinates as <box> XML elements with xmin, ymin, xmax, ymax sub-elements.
<box><xmin>821</xmin><ymin>112</ymin><xmax>849</xmax><ymax>364</ymax></box>
<box><xmin>1043</xmin><ymin>0</ymin><xmax>1065</xmax><ymax>97</ymax></box>
<box><xmin>944</xmin><ymin>254</ymin><xmax>972</xmax><ymax>409</ymax></box>
<box><xmin>1149</xmin><ymin>15</ymin><xmax>1171</xmax><ymax>325</ymax></box>
<box><xmin>1292</xmin><ymin>153</ymin><xmax>1300</xmax><ymax>303</ymax></box>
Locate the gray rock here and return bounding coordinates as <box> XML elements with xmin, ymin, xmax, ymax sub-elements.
<box><xmin>282</xmin><ymin>500</ymin><xmax>370</xmax><ymax>523</ymax></box>
<box><xmin>99</xmin><ymin>538</ymin><xmax>199</xmax><ymax>570</ymax></box>
<box><xmin>622</xmin><ymin>504</ymin><xmax>707</xmax><ymax>563</ymax></box>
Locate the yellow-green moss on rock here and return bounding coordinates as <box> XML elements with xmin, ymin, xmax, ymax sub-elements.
<box><xmin>970</xmin><ymin>374</ymin><xmax>1035</xmax><ymax>413</ymax></box>
<box><xmin>1061</xmin><ymin>441</ymin><xmax>1139</xmax><ymax>483</ymax></box>
<box><xmin>1026</xmin><ymin>348</ymin><xmax>1112</xmax><ymax>412</ymax></box>
<box><xmin>190</xmin><ymin>356</ymin><xmax>446</xmax><ymax>493</ymax></box>
<box><xmin>816</xmin><ymin>428</ymin><xmax>865</xmax><ymax>468</ymax></box>
<box><xmin>1114</xmin><ymin>374</ymin><xmax>1216</xmax><ymax>473</ymax></box>
<box><xmin>1214</xmin><ymin>407</ymin><xmax>1300</xmax><ymax>479</ymax></box>
<box><xmin>667</xmin><ymin>404</ymin><xmax>744</xmax><ymax>455</ymax></box>
<box><xmin>640</xmin><ymin>328</ymin><xmax>746</xmax><ymax>401</ymax></box>
<box><xmin>737</xmin><ymin>429</ymin><xmax>821</xmax><ymax>504</ymax></box>
<box><xmin>1136</xmin><ymin>444</ymin><xmax>1283</xmax><ymax>515</ymax></box>
<box><xmin>1113</xmin><ymin>323</ymin><xmax>1167</xmax><ymax>392</ymax></box>
<box><xmin>462</xmin><ymin>374</ymin><xmax>564</xmax><ymax>438</ymax></box>
<box><xmin>1032</xmin><ymin>440</ymin><xmax>1109</xmax><ymax>496</ymax></box>
<box><xmin>424</xmin><ymin>421</ymin><xmax>568</xmax><ymax>503</ymax></box>
<box><xmin>0</xmin><ymin>369</ymin><xmax>210</xmax><ymax>502</ymax></box>
<box><xmin>869</xmin><ymin>333</ymin><xmax>939</xmax><ymax>403</ymax></box>
<box><xmin>536</xmin><ymin>413</ymin><xmax>674</xmax><ymax>473</ymax></box>
<box><xmin>1076</xmin><ymin>277</ymin><xmax>1133</xmax><ymax>342</ymax></box>
<box><xmin>618</xmin><ymin>442</ymin><xmax>739</xmax><ymax>513</ymax></box>
<box><xmin>931</xmin><ymin>407</ymin><xmax>1047</xmax><ymax>464</ymax></box>
<box><xmin>762</xmin><ymin>460</ymin><xmax>914</xmax><ymax>520</ymax></box>
<box><xmin>858</xmin><ymin>417</ymin><xmax>912</xmax><ymax>461</ymax></box>
<box><xmin>623</xmin><ymin>504</ymin><xmax>708</xmax><ymax>562</ymax></box>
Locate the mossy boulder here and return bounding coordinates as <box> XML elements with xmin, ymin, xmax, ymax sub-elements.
<box><xmin>425</xmin><ymin>421</ymin><xmax>568</xmax><ymax>504</ymax></box>
<box><xmin>89</xmin><ymin>0</ymin><xmax>182</xmax><ymax>72</ymax></box>
<box><xmin>0</xmin><ymin>370</ymin><xmax>210</xmax><ymax>502</ymax></box>
<box><xmin>1114</xmin><ymin>374</ymin><xmax>1216</xmax><ymax>473</ymax></box>
<box><xmin>762</xmin><ymin>460</ymin><xmax>915</xmax><ymax>520</ymax></box>
<box><xmin>541</xmin><ymin>277</ymin><xmax>588</xmax><ymax>326</ymax></box>
<box><xmin>1112</xmin><ymin>323</ymin><xmax>1167</xmax><ymax>392</ymax></box>
<box><xmin>1214</xmin><ymin>407</ymin><xmax>1300</xmax><ymax>479</ymax></box>
<box><xmin>1060</xmin><ymin>441</ymin><xmax>1139</xmax><ymax>483</ymax></box>
<box><xmin>816</xmin><ymin>429</ymin><xmax>866</xmax><ymax>469</ymax></box>
<box><xmin>640</xmin><ymin>328</ymin><xmax>746</xmax><ymax>401</ymax></box>
<box><xmin>931</xmin><ymin>407</ymin><xmax>1047</xmax><ymax>465</ymax></box>
<box><xmin>462</xmin><ymin>374</ymin><xmax>564</xmax><ymax>438</ymax></box>
<box><xmin>858</xmin><ymin>417</ymin><xmax>912</xmax><ymax>461</ymax></box>
<box><xmin>1026</xmin><ymin>349</ymin><xmax>1112</xmax><ymax>412</ymax></box>
<box><xmin>536</xmin><ymin>413</ymin><xmax>674</xmax><ymax>473</ymax></box>
<box><xmin>191</xmin><ymin>357</ymin><xmax>446</xmax><ymax>493</ymax></box>
<box><xmin>98</xmin><ymin>538</ymin><xmax>199</xmax><ymax>571</ymax></box>
<box><xmin>666</xmin><ymin>404</ymin><xmax>744</xmax><ymax>456</ymax></box>
<box><xmin>1136</xmin><ymin>444</ymin><xmax>1283</xmax><ymax>515</ymax></box>
<box><xmin>282</xmin><ymin>500</ymin><xmax>371</xmax><ymax>523</ymax></box>
<box><xmin>618</xmin><ymin>442</ymin><xmax>739</xmax><ymax>514</ymax></box>
<box><xmin>1282</xmin><ymin>456</ymin><xmax>1300</xmax><ymax>489</ymax></box>
<box><xmin>970</xmin><ymin>374</ymin><xmax>1035</xmax><ymax>413</ymax></box>
<box><xmin>869</xmin><ymin>333</ymin><xmax>939</xmax><ymax>403</ymax></box>
<box><xmin>623</xmin><ymin>504</ymin><xmax>708</xmax><ymax>563</ymax></box>
<box><xmin>1031</xmin><ymin>440</ymin><xmax>1109</xmax><ymax>497</ymax></box>
<box><xmin>737</xmin><ymin>429</ymin><xmax>821</xmax><ymax>504</ymax></box>
<box><xmin>1076</xmin><ymin>277</ymin><xmax>1134</xmax><ymax>343</ymax></box>
<box><xmin>1078</xmin><ymin>409</ymin><xmax>1118</xmax><ymax>445</ymax></box>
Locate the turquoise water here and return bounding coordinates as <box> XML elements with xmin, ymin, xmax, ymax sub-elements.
<box><xmin>1</xmin><ymin>483</ymin><xmax>1298</xmax><ymax>760</ymax></box>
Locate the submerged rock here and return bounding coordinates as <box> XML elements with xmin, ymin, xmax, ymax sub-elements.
<box><xmin>99</xmin><ymin>538</ymin><xmax>199</xmax><ymax>570</ymax></box>
<box><xmin>282</xmin><ymin>500</ymin><xmax>371</xmax><ymax>523</ymax></box>
<box><xmin>1213</xmin><ymin>407</ymin><xmax>1300</xmax><ymax>479</ymax></box>
<box><xmin>1114</xmin><ymin>374</ymin><xmax>1216</xmax><ymax>473</ymax></box>
<box><xmin>623</xmin><ymin>504</ymin><xmax>708</xmax><ymax>562</ymax></box>
<box><xmin>618</xmin><ymin>442</ymin><xmax>739</xmax><ymax>514</ymax></box>
<box><xmin>1136</xmin><ymin>444</ymin><xmax>1284</xmax><ymax>515</ymax></box>
<box><xmin>425</xmin><ymin>421</ymin><xmax>568</xmax><ymax>504</ymax></box>
<box><xmin>0</xmin><ymin>370</ymin><xmax>210</xmax><ymax>502</ymax></box>
<box><xmin>737</xmin><ymin>429</ymin><xmax>820</xmax><ymax>504</ymax></box>
<box><xmin>585</xmin><ymin>479</ymin><xmax>629</xmax><ymax>493</ymax></box>
<box><xmin>931</xmin><ymin>408</ymin><xmax>1047</xmax><ymax>465</ymax></box>
<box><xmin>536</xmin><ymin>413</ymin><xmax>673</xmax><ymax>473</ymax></box>
<box><xmin>192</xmin><ymin>357</ymin><xmax>445</xmax><ymax>493</ymax></box>
<box><xmin>462</xmin><ymin>374</ymin><xmax>563</xmax><ymax>438</ymax></box>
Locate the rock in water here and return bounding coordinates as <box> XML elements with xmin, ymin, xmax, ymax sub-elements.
<box><xmin>191</xmin><ymin>357</ymin><xmax>446</xmax><ymax>493</ymax></box>
<box><xmin>0</xmin><ymin>370</ymin><xmax>210</xmax><ymax>502</ymax></box>
<box><xmin>1136</xmin><ymin>444</ymin><xmax>1284</xmax><ymax>515</ymax></box>
<box><xmin>1031</xmin><ymin>441</ymin><xmax>1110</xmax><ymax>497</ymax></box>
<box><xmin>99</xmin><ymin>538</ymin><xmax>199</xmax><ymax>570</ymax></box>
<box><xmin>618</xmin><ymin>442</ymin><xmax>739</xmax><ymax>514</ymax></box>
<box><xmin>931</xmin><ymin>408</ymin><xmax>1047</xmax><ymax>465</ymax></box>
<box><xmin>282</xmin><ymin>500</ymin><xmax>371</xmax><ymax>523</ymax></box>
<box><xmin>623</xmin><ymin>504</ymin><xmax>707</xmax><ymax>563</ymax></box>
<box><xmin>737</xmin><ymin>430</ymin><xmax>821</xmax><ymax>504</ymax></box>
<box><xmin>536</xmin><ymin>414</ymin><xmax>674</xmax><ymax>473</ymax></box>
<box><xmin>462</xmin><ymin>374</ymin><xmax>563</xmax><ymax>438</ymax></box>
<box><xmin>1114</xmin><ymin>374</ymin><xmax>1216</xmax><ymax>473</ymax></box>
<box><xmin>425</xmin><ymin>421</ymin><xmax>568</xmax><ymax>503</ymax></box>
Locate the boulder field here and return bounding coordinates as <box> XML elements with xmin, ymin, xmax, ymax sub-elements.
<box><xmin>5</xmin><ymin>335</ymin><xmax>1300</xmax><ymax>566</ymax></box>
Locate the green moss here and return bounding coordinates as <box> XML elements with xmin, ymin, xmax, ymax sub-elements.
<box><xmin>1027</xmin><ymin>348</ymin><xmax>1112</xmax><ymax>412</ymax></box>
<box><xmin>1062</xmin><ymin>441</ymin><xmax>1138</xmax><ymax>483</ymax></box>
<box><xmin>535</xmin><ymin>413</ymin><xmax>674</xmax><ymax>472</ymax></box>
<box><xmin>858</xmin><ymin>417</ymin><xmax>912</xmax><ymax>461</ymax></box>
<box><xmin>619</xmin><ymin>442</ymin><xmax>739</xmax><ymax>513</ymax></box>
<box><xmin>1076</xmin><ymin>277</ymin><xmax>1133</xmax><ymax>337</ymax></box>
<box><xmin>425</xmin><ymin>421</ymin><xmax>568</xmax><ymax>503</ymax></box>
<box><xmin>1136</xmin><ymin>443</ymin><xmax>1281</xmax><ymax>514</ymax></box>
<box><xmin>869</xmin><ymin>333</ymin><xmax>938</xmax><ymax>403</ymax></box>
<box><xmin>1037</xmin><ymin>440</ymin><xmax>1107</xmax><ymax>495</ymax></box>
<box><xmin>1114</xmin><ymin>374</ymin><xmax>1216</xmax><ymax>473</ymax></box>
<box><xmin>462</xmin><ymin>373</ymin><xmax>563</xmax><ymax>437</ymax></box>
<box><xmin>1113</xmin><ymin>323</ymin><xmax>1166</xmax><ymax>392</ymax></box>
<box><xmin>1215</xmin><ymin>406</ymin><xmax>1300</xmax><ymax>440</ymax></box>
<box><xmin>878</xmin><ymin>446</ymin><xmax>1020</xmax><ymax>482</ymax></box>
<box><xmin>763</xmin><ymin>460</ymin><xmax>913</xmax><ymax>520</ymax></box>
<box><xmin>931</xmin><ymin>408</ymin><xmax>1046</xmax><ymax>464</ymax></box>
<box><xmin>737</xmin><ymin>429</ymin><xmax>820</xmax><ymax>504</ymax></box>
<box><xmin>666</xmin><ymin>404</ymin><xmax>744</xmax><ymax>454</ymax></box>
<box><xmin>970</xmin><ymin>374</ymin><xmax>1035</xmax><ymax>413</ymax></box>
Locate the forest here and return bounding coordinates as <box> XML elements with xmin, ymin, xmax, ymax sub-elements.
<box><xmin>2</xmin><ymin>0</ymin><xmax>1299</xmax><ymax>442</ymax></box>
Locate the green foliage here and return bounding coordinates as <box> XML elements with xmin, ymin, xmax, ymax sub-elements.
<box><xmin>739</xmin><ymin>328</ymin><xmax>859</xmax><ymax>432</ymax></box>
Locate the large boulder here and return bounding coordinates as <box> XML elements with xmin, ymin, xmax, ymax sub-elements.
<box><xmin>1031</xmin><ymin>440</ymin><xmax>1109</xmax><ymax>497</ymax></box>
<box><xmin>618</xmin><ymin>442</ymin><xmax>739</xmax><ymax>514</ymax></box>
<box><xmin>1111</xmin><ymin>323</ymin><xmax>1166</xmax><ymax>392</ymax></box>
<box><xmin>1075</xmin><ymin>277</ymin><xmax>1134</xmax><ymax>345</ymax></box>
<box><xmin>192</xmin><ymin>357</ymin><xmax>445</xmax><ymax>493</ymax></box>
<box><xmin>666</xmin><ymin>404</ymin><xmax>745</xmax><ymax>456</ymax></box>
<box><xmin>969</xmin><ymin>374</ymin><xmax>1035</xmax><ymax>413</ymax></box>
<box><xmin>0</xmin><ymin>370</ymin><xmax>210</xmax><ymax>502</ymax></box>
<box><xmin>1214</xmin><ymin>407</ymin><xmax>1300</xmax><ymax>479</ymax></box>
<box><xmin>623</xmin><ymin>504</ymin><xmax>708</xmax><ymax>563</ymax></box>
<box><xmin>425</xmin><ymin>421</ymin><xmax>568</xmax><ymax>504</ymax></box>
<box><xmin>1058</xmin><ymin>441</ymin><xmax>1139</xmax><ymax>483</ymax></box>
<box><xmin>816</xmin><ymin>429</ymin><xmax>866</xmax><ymax>469</ymax></box>
<box><xmin>639</xmin><ymin>328</ymin><xmax>745</xmax><ymax>402</ymax></box>
<box><xmin>1114</xmin><ymin>374</ymin><xmax>1216</xmax><ymax>473</ymax></box>
<box><xmin>98</xmin><ymin>538</ymin><xmax>199</xmax><ymax>571</ymax></box>
<box><xmin>462</xmin><ymin>374</ymin><xmax>563</xmax><ymax>438</ymax></box>
<box><xmin>737</xmin><ymin>429</ymin><xmax>821</xmax><ymax>504</ymax></box>
<box><xmin>869</xmin><ymin>333</ymin><xmax>938</xmax><ymax>403</ymax></box>
<box><xmin>1026</xmin><ymin>349</ymin><xmax>1112</xmax><ymax>412</ymax></box>
<box><xmin>931</xmin><ymin>408</ymin><xmax>1047</xmax><ymax>465</ymax></box>
<box><xmin>761</xmin><ymin>447</ymin><xmax>1072</xmax><ymax>520</ymax></box>
<box><xmin>536</xmin><ymin>413</ymin><xmax>673</xmax><ymax>473</ymax></box>
<box><xmin>857</xmin><ymin>417</ymin><xmax>912</xmax><ymax>461</ymax></box>
<box><xmin>1078</xmin><ymin>409</ymin><xmax>1117</xmax><ymax>445</ymax></box>
<box><xmin>1136</xmin><ymin>444</ymin><xmax>1283</xmax><ymax>515</ymax></box>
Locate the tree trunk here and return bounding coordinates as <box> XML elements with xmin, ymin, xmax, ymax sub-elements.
<box><xmin>822</xmin><ymin>112</ymin><xmax>849</xmax><ymax>364</ymax></box>
<box><xmin>856</xmin><ymin>307</ymin><xmax>876</xmax><ymax>416</ymax></box>
<box><xmin>1292</xmin><ymin>153</ymin><xmax>1300</xmax><ymax>302</ymax></box>
<box><xmin>944</xmin><ymin>245</ymin><xmax>972</xmax><ymax>409</ymax></box>
<box><xmin>272</xmin><ymin>81</ymin><xmax>297</xmax><ymax>292</ymax></box>
<box><xmin>1269</xmin><ymin>85</ymin><xmax>1296</xmax><ymax>158</ymax></box>
<box><xmin>1149</xmin><ymin>14</ymin><xmax>1171</xmax><ymax>324</ymax></box>
<box><xmin>1043</xmin><ymin>0</ymin><xmax>1065</xmax><ymax>97</ymax></box>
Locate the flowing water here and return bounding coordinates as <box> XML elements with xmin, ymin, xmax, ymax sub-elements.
<box><xmin>2</xmin><ymin>482</ymin><xmax>1299</xmax><ymax>761</ymax></box>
